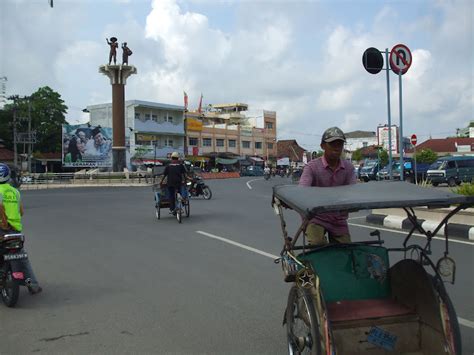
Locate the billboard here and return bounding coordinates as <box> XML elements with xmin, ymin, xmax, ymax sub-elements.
<box><xmin>62</xmin><ymin>124</ymin><xmax>113</xmax><ymax>167</ymax></box>
<box><xmin>377</xmin><ymin>125</ymin><xmax>398</xmax><ymax>153</ymax></box>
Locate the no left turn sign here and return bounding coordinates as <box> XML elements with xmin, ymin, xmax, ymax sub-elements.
<box><xmin>390</xmin><ymin>44</ymin><xmax>412</xmax><ymax>75</ymax></box>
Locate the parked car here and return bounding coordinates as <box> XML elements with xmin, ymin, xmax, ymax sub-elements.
<box><xmin>241</xmin><ymin>165</ymin><xmax>264</xmax><ymax>176</ymax></box>
<box><xmin>377</xmin><ymin>160</ymin><xmax>431</xmax><ymax>183</ymax></box>
<box><xmin>359</xmin><ymin>161</ymin><xmax>382</xmax><ymax>182</ymax></box>
<box><xmin>427</xmin><ymin>156</ymin><xmax>474</xmax><ymax>187</ymax></box>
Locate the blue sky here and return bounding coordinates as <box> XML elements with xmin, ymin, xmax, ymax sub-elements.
<box><xmin>1</xmin><ymin>0</ymin><xmax>472</xmax><ymax>151</ymax></box>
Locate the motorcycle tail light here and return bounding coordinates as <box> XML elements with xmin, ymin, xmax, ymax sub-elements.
<box><xmin>12</xmin><ymin>272</ymin><xmax>24</xmax><ymax>280</ymax></box>
<box><xmin>5</xmin><ymin>241</ymin><xmax>23</xmax><ymax>250</ymax></box>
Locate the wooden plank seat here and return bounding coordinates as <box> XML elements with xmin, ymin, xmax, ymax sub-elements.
<box><xmin>327</xmin><ymin>299</ymin><xmax>415</xmax><ymax>323</ymax></box>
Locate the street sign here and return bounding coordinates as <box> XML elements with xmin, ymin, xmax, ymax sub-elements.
<box><xmin>362</xmin><ymin>47</ymin><xmax>384</xmax><ymax>74</ymax></box>
<box><xmin>410</xmin><ymin>134</ymin><xmax>417</xmax><ymax>145</ymax></box>
<box><xmin>390</xmin><ymin>44</ymin><xmax>412</xmax><ymax>75</ymax></box>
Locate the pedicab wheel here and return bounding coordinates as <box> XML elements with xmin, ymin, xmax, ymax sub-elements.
<box><xmin>431</xmin><ymin>276</ymin><xmax>462</xmax><ymax>355</ymax></box>
<box><xmin>184</xmin><ymin>199</ymin><xmax>190</xmax><ymax>217</ymax></box>
<box><xmin>177</xmin><ymin>208</ymin><xmax>182</xmax><ymax>223</ymax></box>
<box><xmin>1</xmin><ymin>267</ymin><xmax>20</xmax><ymax>307</ymax></box>
<box><xmin>202</xmin><ymin>186</ymin><xmax>212</xmax><ymax>200</ymax></box>
<box><xmin>286</xmin><ymin>286</ymin><xmax>321</xmax><ymax>355</ymax></box>
<box><xmin>155</xmin><ymin>206</ymin><xmax>160</xmax><ymax>219</ymax></box>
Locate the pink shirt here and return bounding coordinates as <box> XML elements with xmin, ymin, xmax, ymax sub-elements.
<box><xmin>299</xmin><ymin>156</ymin><xmax>356</xmax><ymax>235</ymax></box>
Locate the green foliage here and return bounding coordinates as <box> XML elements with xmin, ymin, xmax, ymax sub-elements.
<box><xmin>312</xmin><ymin>150</ymin><xmax>323</xmax><ymax>159</ymax></box>
<box><xmin>1</xmin><ymin>86</ymin><xmax>68</xmax><ymax>153</ymax></box>
<box><xmin>379</xmin><ymin>149</ymin><xmax>388</xmax><ymax>167</ymax></box>
<box><xmin>413</xmin><ymin>148</ymin><xmax>438</xmax><ymax>164</ymax></box>
<box><xmin>452</xmin><ymin>182</ymin><xmax>474</xmax><ymax>196</ymax></box>
<box><xmin>351</xmin><ymin>148</ymin><xmax>363</xmax><ymax>162</ymax></box>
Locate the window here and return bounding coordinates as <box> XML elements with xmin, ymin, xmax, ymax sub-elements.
<box><xmin>145</xmin><ymin>113</ymin><xmax>151</xmax><ymax>121</ymax></box>
<box><xmin>255</xmin><ymin>142</ymin><xmax>262</xmax><ymax>149</ymax></box>
<box><xmin>135</xmin><ymin>113</ymin><xmax>141</xmax><ymax>120</ymax></box>
<box><xmin>189</xmin><ymin>137</ymin><xmax>198</xmax><ymax>146</ymax></box>
<box><xmin>242</xmin><ymin>140</ymin><xmax>250</xmax><ymax>148</ymax></box>
<box><xmin>265</xmin><ymin>122</ymin><xmax>273</xmax><ymax>129</ymax></box>
<box><xmin>203</xmin><ymin>138</ymin><xmax>212</xmax><ymax>147</ymax></box>
<box><xmin>447</xmin><ymin>161</ymin><xmax>456</xmax><ymax>169</ymax></box>
<box><xmin>267</xmin><ymin>143</ymin><xmax>273</xmax><ymax>149</ymax></box>
<box><xmin>165</xmin><ymin>138</ymin><xmax>173</xmax><ymax>147</ymax></box>
<box><xmin>152</xmin><ymin>114</ymin><xmax>158</xmax><ymax>122</ymax></box>
<box><xmin>216</xmin><ymin>139</ymin><xmax>224</xmax><ymax>147</ymax></box>
<box><xmin>166</xmin><ymin>116</ymin><xmax>173</xmax><ymax>123</ymax></box>
<box><xmin>363</xmin><ymin>142</ymin><xmax>368</xmax><ymax>147</ymax></box>
<box><xmin>228</xmin><ymin>139</ymin><xmax>236</xmax><ymax>148</ymax></box>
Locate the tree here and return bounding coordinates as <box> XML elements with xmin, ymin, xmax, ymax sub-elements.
<box><xmin>379</xmin><ymin>149</ymin><xmax>388</xmax><ymax>167</ymax></box>
<box><xmin>351</xmin><ymin>148</ymin><xmax>363</xmax><ymax>162</ymax></box>
<box><xmin>413</xmin><ymin>148</ymin><xmax>438</xmax><ymax>164</ymax></box>
<box><xmin>1</xmin><ymin>86</ymin><xmax>68</xmax><ymax>153</ymax></box>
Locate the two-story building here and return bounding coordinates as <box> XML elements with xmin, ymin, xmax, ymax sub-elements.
<box><xmin>86</xmin><ymin>100</ymin><xmax>185</xmax><ymax>165</ymax></box>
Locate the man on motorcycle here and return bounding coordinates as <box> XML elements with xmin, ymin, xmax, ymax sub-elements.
<box><xmin>160</xmin><ymin>152</ymin><xmax>187</xmax><ymax>215</ymax></box>
<box><xmin>0</xmin><ymin>163</ymin><xmax>42</xmax><ymax>294</ymax></box>
<box><xmin>298</xmin><ymin>127</ymin><xmax>356</xmax><ymax>245</ymax></box>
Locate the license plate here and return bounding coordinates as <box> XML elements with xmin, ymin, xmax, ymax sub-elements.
<box><xmin>3</xmin><ymin>253</ymin><xmax>28</xmax><ymax>261</ymax></box>
<box><xmin>367</xmin><ymin>326</ymin><xmax>397</xmax><ymax>351</ymax></box>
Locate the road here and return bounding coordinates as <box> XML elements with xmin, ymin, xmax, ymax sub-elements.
<box><xmin>1</xmin><ymin>177</ymin><xmax>473</xmax><ymax>354</ymax></box>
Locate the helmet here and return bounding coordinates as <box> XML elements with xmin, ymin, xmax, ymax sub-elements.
<box><xmin>171</xmin><ymin>152</ymin><xmax>180</xmax><ymax>159</ymax></box>
<box><xmin>0</xmin><ymin>163</ymin><xmax>11</xmax><ymax>183</ymax></box>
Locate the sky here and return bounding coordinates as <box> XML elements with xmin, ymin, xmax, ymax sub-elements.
<box><xmin>0</xmin><ymin>0</ymin><xmax>472</xmax><ymax>151</ymax></box>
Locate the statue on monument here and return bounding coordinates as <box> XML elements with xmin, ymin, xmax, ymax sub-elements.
<box><xmin>106</xmin><ymin>37</ymin><xmax>118</xmax><ymax>65</ymax></box>
<box><xmin>121</xmin><ymin>42</ymin><xmax>133</xmax><ymax>65</ymax></box>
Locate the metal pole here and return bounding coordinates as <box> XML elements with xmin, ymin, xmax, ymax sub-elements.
<box><xmin>414</xmin><ymin>145</ymin><xmax>417</xmax><ymax>185</ymax></box>
<box><xmin>398</xmin><ymin>69</ymin><xmax>404</xmax><ymax>181</ymax></box>
<box><xmin>27</xmin><ymin>99</ymin><xmax>32</xmax><ymax>173</ymax></box>
<box><xmin>385</xmin><ymin>49</ymin><xmax>393</xmax><ymax>180</ymax></box>
<box><xmin>13</xmin><ymin>104</ymin><xmax>18</xmax><ymax>170</ymax></box>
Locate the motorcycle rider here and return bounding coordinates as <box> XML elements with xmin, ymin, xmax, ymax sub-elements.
<box><xmin>264</xmin><ymin>165</ymin><xmax>271</xmax><ymax>179</ymax></box>
<box><xmin>0</xmin><ymin>163</ymin><xmax>42</xmax><ymax>294</ymax></box>
<box><xmin>160</xmin><ymin>152</ymin><xmax>187</xmax><ymax>215</ymax></box>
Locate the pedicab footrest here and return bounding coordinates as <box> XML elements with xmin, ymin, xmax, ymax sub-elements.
<box><xmin>327</xmin><ymin>299</ymin><xmax>415</xmax><ymax>323</ymax></box>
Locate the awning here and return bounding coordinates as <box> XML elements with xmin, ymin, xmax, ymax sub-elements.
<box><xmin>216</xmin><ymin>157</ymin><xmax>239</xmax><ymax>165</ymax></box>
<box><xmin>186</xmin><ymin>156</ymin><xmax>210</xmax><ymax>162</ymax></box>
<box><xmin>249</xmin><ymin>156</ymin><xmax>264</xmax><ymax>162</ymax></box>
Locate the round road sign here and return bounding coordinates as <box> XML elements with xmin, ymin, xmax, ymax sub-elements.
<box><xmin>411</xmin><ymin>134</ymin><xmax>417</xmax><ymax>145</ymax></box>
<box><xmin>362</xmin><ymin>47</ymin><xmax>384</xmax><ymax>74</ymax></box>
<box><xmin>390</xmin><ymin>44</ymin><xmax>412</xmax><ymax>75</ymax></box>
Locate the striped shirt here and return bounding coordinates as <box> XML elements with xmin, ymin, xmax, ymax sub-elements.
<box><xmin>299</xmin><ymin>156</ymin><xmax>356</xmax><ymax>235</ymax></box>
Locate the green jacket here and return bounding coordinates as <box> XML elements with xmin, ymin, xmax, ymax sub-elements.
<box><xmin>0</xmin><ymin>183</ymin><xmax>22</xmax><ymax>231</ymax></box>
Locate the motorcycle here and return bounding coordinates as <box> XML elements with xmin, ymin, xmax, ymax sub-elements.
<box><xmin>187</xmin><ymin>176</ymin><xmax>212</xmax><ymax>200</ymax></box>
<box><xmin>0</xmin><ymin>232</ymin><xmax>29</xmax><ymax>307</ymax></box>
<box><xmin>264</xmin><ymin>172</ymin><xmax>271</xmax><ymax>180</ymax></box>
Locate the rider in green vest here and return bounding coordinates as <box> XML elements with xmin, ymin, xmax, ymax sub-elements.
<box><xmin>0</xmin><ymin>163</ymin><xmax>42</xmax><ymax>294</ymax></box>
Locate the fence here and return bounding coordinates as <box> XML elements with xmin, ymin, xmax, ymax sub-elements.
<box><xmin>18</xmin><ymin>171</ymin><xmax>157</xmax><ymax>190</ymax></box>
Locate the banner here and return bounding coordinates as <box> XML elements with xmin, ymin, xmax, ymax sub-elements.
<box><xmin>186</xmin><ymin>118</ymin><xmax>203</xmax><ymax>131</ymax></box>
<box><xmin>62</xmin><ymin>124</ymin><xmax>113</xmax><ymax>167</ymax></box>
<box><xmin>377</xmin><ymin>125</ymin><xmax>398</xmax><ymax>153</ymax></box>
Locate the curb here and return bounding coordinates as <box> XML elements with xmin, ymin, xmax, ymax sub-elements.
<box><xmin>366</xmin><ymin>214</ymin><xmax>474</xmax><ymax>241</ymax></box>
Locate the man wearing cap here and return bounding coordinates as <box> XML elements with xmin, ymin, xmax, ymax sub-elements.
<box><xmin>160</xmin><ymin>152</ymin><xmax>187</xmax><ymax>215</ymax></box>
<box><xmin>299</xmin><ymin>126</ymin><xmax>356</xmax><ymax>245</ymax></box>
<box><xmin>85</xmin><ymin>127</ymin><xmax>111</xmax><ymax>157</ymax></box>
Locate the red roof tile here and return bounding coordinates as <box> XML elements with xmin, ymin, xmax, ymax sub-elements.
<box><xmin>406</xmin><ymin>138</ymin><xmax>474</xmax><ymax>153</ymax></box>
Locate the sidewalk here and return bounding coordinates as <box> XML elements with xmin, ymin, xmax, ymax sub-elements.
<box><xmin>366</xmin><ymin>207</ymin><xmax>474</xmax><ymax>241</ymax></box>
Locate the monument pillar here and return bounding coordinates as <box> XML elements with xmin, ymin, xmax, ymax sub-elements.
<box><xmin>99</xmin><ymin>64</ymin><xmax>137</xmax><ymax>171</ymax></box>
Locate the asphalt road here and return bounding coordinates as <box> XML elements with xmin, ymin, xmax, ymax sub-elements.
<box><xmin>1</xmin><ymin>177</ymin><xmax>473</xmax><ymax>354</ymax></box>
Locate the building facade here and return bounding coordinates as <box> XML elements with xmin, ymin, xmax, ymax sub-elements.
<box><xmin>87</xmin><ymin>100</ymin><xmax>185</xmax><ymax>164</ymax></box>
<box><xmin>345</xmin><ymin>130</ymin><xmax>378</xmax><ymax>152</ymax></box>
<box><xmin>185</xmin><ymin>103</ymin><xmax>277</xmax><ymax>162</ymax></box>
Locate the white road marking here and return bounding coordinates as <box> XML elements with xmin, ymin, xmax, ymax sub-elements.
<box><xmin>458</xmin><ymin>317</ymin><xmax>474</xmax><ymax>329</ymax></box>
<box><xmin>196</xmin><ymin>229</ymin><xmax>474</xmax><ymax>329</ymax></box>
<box><xmin>246</xmin><ymin>178</ymin><xmax>263</xmax><ymax>190</ymax></box>
<box><xmin>349</xmin><ymin>222</ymin><xmax>474</xmax><ymax>246</ymax></box>
<box><xmin>196</xmin><ymin>231</ymin><xmax>278</xmax><ymax>259</ymax></box>
<box><xmin>348</xmin><ymin>216</ymin><xmax>370</xmax><ymax>221</ymax></box>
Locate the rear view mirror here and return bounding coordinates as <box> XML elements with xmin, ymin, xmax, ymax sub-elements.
<box><xmin>436</xmin><ymin>256</ymin><xmax>456</xmax><ymax>284</ymax></box>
